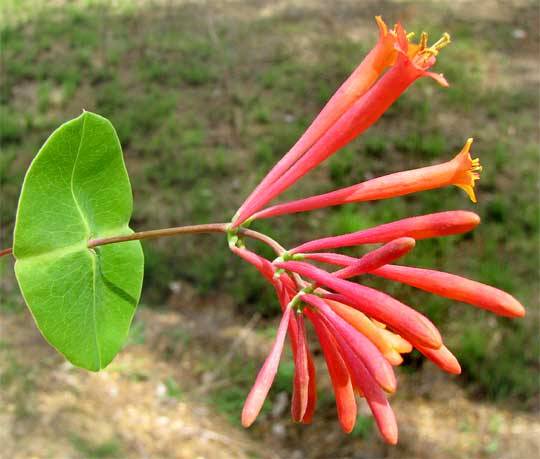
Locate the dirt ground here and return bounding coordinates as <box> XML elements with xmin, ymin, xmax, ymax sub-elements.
<box><xmin>1</xmin><ymin>295</ymin><xmax>539</xmax><ymax>459</ymax></box>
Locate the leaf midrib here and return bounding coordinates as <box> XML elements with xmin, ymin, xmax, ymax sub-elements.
<box><xmin>70</xmin><ymin>113</ymin><xmax>102</xmax><ymax>369</ymax></box>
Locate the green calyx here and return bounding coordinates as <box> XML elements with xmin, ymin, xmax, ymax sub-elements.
<box><xmin>226</xmin><ymin>224</ymin><xmax>244</xmax><ymax>249</ymax></box>
<box><xmin>288</xmin><ymin>285</ymin><xmax>315</xmax><ymax>312</ymax></box>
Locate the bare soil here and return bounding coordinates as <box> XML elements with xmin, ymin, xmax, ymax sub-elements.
<box><xmin>1</xmin><ymin>296</ymin><xmax>538</xmax><ymax>459</ymax></box>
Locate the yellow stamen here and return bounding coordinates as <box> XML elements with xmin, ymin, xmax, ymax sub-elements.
<box><xmin>430</xmin><ymin>33</ymin><xmax>452</xmax><ymax>53</ymax></box>
<box><xmin>453</xmin><ymin>138</ymin><xmax>482</xmax><ymax>203</ymax></box>
<box><xmin>419</xmin><ymin>31</ymin><xmax>428</xmax><ymax>51</ymax></box>
<box><xmin>414</xmin><ymin>32</ymin><xmax>451</xmax><ymax>66</ymax></box>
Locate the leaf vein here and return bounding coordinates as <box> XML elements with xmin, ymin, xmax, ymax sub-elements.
<box><xmin>71</xmin><ymin>113</ymin><xmax>102</xmax><ymax>369</ymax></box>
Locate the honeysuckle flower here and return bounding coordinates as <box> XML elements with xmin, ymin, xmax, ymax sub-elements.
<box><xmin>230</xmin><ymin>244</ymin><xmax>318</xmax><ymax>425</ymax></box>
<box><xmin>291</xmin><ymin>312</ymin><xmax>310</xmax><ymax>421</ymax></box>
<box><xmin>314</xmin><ymin>296</ymin><xmax>398</xmax><ymax>393</ymax></box>
<box><xmin>231</xmin><ymin>217</ymin><xmax>523</xmax><ymax>438</ymax></box>
<box><xmin>235</xmin><ymin>16</ymin><xmax>407</xmax><ymax>224</ymax></box>
<box><xmin>325</xmin><ymin>299</ymin><xmax>405</xmax><ymax>366</ymax></box>
<box><xmin>219</xmin><ymin>15</ymin><xmax>525</xmax><ymax>445</ymax></box>
<box><xmin>416</xmin><ymin>343</ymin><xmax>462</xmax><ymax>375</ymax></box>
<box><xmin>331</xmin><ymin>237</ymin><xmax>416</xmax><ymax>278</ymax></box>
<box><xmin>291</xmin><ymin>210</ymin><xmax>480</xmax><ymax>254</ymax></box>
<box><xmin>303</xmin><ymin>296</ymin><xmax>399</xmax><ymax>444</ymax></box>
<box><xmin>251</xmin><ymin>138</ymin><xmax>481</xmax><ymax>220</ymax></box>
<box><xmin>307</xmin><ymin>307</ymin><xmax>357</xmax><ymax>433</ymax></box>
<box><xmin>275</xmin><ymin>260</ymin><xmax>442</xmax><ymax>350</ymax></box>
<box><xmin>279</xmin><ymin>281</ymin><xmax>318</xmax><ymax>425</ymax></box>
<box><xmin>371</xmin><ymin>264</ymin><xmax>525</xmax><ymax>318</ymax></box>
<box><xmin>300</xmin><ymin>249</ymin><xmax>525</xmax><ymax>319</ymax></box>
<box><xmin>232</xmin><ymin>24</ymin><xmax>451</xmax><ymax>227</ymax></box>
<box><xmin>241</xmin><ymin>305</ymin><xmax>292</xmax><ymax>428</ymax></box>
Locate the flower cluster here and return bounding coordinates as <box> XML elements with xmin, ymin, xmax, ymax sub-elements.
<box><xmin>226</xmin><ymin>17</ymin><xmax>524</xmax><ymax>442</ymax></box>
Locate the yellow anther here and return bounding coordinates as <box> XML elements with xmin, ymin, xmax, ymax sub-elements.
<box><xmin>406</xmin><ymin>31</ymin><xmax>415</xmax><ymax>40</ymax></box>
<box><xmin>471</xmin><ymin>158</ymin><xmax>483</xmax><ymax>172</ymax></box>
<box><xmin>419</xmin><ymin>32</ymin><xmax>428</xmax><ymax>51</ymax></box>
<box><xmin>417</xmin><ymin>32</ymin><xmax>451</xmax><ymax>55</ymax></box>
<box><xmin>430</xmin><ymin>33</ymin><xmax>451</xmax><ymax>52</ymax></box>
<box><xmin>414</xmin><ymin>32</ymin><xmax>451</xmax><ymax>66</ymax></box>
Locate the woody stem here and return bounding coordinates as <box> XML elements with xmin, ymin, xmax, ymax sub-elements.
<box><xmin>0</xmin><ymin>223</ymin><xmax>286</xmax><ymax>258</ymax></box>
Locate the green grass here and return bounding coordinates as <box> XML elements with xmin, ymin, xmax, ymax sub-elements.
<box><xmin>68</xmin><ymin>434</ymin><xmax>122</xmax><ymax>459</ymax></box>
<box><xmin>0</xmin><ymin>1</ymin><xmax>538</xmax><ymax>406</ymax></box>
<box><xmin>206</xmin><ymin>354</ymin><xmax>296</xmax><ymax>426</ymax></box>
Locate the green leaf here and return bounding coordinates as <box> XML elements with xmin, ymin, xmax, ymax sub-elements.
<box><xmin>13</xmin><ymin>111</ymin><xmax>144</xmax><ymax>371</ymax></box>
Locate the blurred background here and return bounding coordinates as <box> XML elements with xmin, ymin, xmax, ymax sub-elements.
<box><xmin>1</xmin><ymin>0</ymin><xmax>539</xmax><ymax>458</ymax></box>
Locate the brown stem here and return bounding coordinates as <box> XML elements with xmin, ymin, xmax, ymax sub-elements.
<box><xmin>88</xmin><ymin>223</ymin><xmax>286</xmax><ymax>256</ymax></box>
<box><xmin>88</xmin><ymin>223</ymin><xmax>229</xmax><ymax>248</ymax></box>
<box><xmin>0</xmin><ymin>247</ymin><xmax>13</xmax><ymax>258</ymax></box>
<box><xmin>0</xmin><ymin>223</ymin><xmax>286</xmax><ymax>258</ymax></box>
<box><xmin>238</xmin><ymin>228</ymin><xmax>285</xmax><ymax>255</ymax></box>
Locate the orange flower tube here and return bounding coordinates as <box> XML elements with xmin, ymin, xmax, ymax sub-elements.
<box><xmin>371</xmin><ymin>264</ymin><xmax>525</xmax><ymax>318</ymax></box>
<box><xmin>291</xmin><ymin>211</ymin><xmax>480</xmax><ymax>254</ymax></box>
<box><xmin>303</xmin><ymin>295</ymin><xmax>398</xmax><ymax>444</ymax></box>
<box><xmin>252</xmin><ymin>139</ymin><xmax>481</xmax><ymax>219</ymax></box>
<box><xmin>276</xmin><ymin>261</ymin><xmax>443</xmax><ymax>349</ymax></box>
<box><xmin>242</xmin><ymin>307</ymin><xmax>292</xmax><ymax>427</ymax></box>
<box><xmin>233</xmin><ymin>27</ymin><xmax>450</xmax><ymax>227</ymax></box>
<box><xmin>416</xmin><ymin>343</ymin><xmax>462</xmax><ymax>375</ymax></box>
<box><xmin>326</xmin><ymin>299</ymin><xmax>402</xmax><ymax>366</ymax></box>
<box><xmin>306</xmin><ymin>308</ymin><xmax>357</xmax><ymax>433</ymax></box>
<box><xmin>291</xmin><ymin>312</ymin><xmax>310</xmax><ymax>422</ymax></box>
<box><xmin>235</xmin><ymin>17</ymin><xmax>402</xmax><ymax>221</ymax></box>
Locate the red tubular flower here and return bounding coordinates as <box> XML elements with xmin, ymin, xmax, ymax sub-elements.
<box><xmin>235</xmin><ymin>16</ymin><xmax>402</xmax><ymax>221</ymax></box>
<box><xmin>252</xmin><ymin>139</ymin><xmax>481</xmax><ymax>220</ymax></box>
<box><xmin>233</xmin><ymin>28</ymin><xmax>450</xmax><ymax>227</ymax></box>
<box><xmin>305</xmin><ymin>308</ymin><xmax>357</xmax><ymax>433</ymax></box>
<box><xmin>301</xmin><ymin>353</ymin><xmax>317</xmax><ymax>424</ymax></box>
<box><xmin>325</xmin><ymin>299</ymin><xmax>404</xmax><ymax>366</ymax></box>
<box><xmin>371</xmin><ymin>264</ymin><xmax>525</xmax><ymax>318</ymax></box>
<box><xmin>302</xmin><ymin>252</ymin><xmax>358</xmax><ymax>266</ymax></box>
<box><xmin>242</xmin><ymin>306</ymin><xmax>292</xmax><ymax>428</ymax></box>
<box><xmin>291</xmin><ymin>210</ymin><xmax>480</xmax><ymax>254</ymax></box>
<box><xmin>291</xmin><ymin>312</ymin><xmax>310</xmax><ymax>422</ymax></box>
<box><xmin>276</xmin><ymin>274</ymin><xmax>318</xmax><ymax>424</ymax></box>
<box><xmin>332</xmin><ymin>237</ymin><xmax>416</xmax><ymax>279</ymax></box>
<box><xmin>222</xmin><ymin>14</ymin><xmax>525</xmax><ymax>442</ymax></box>
<box><xmin>303</xmin><ymin>294</ymin><xmax>398</xmax><ymax>444</ymax></box>
<box><xmin>416</xmin><ymin>343</ymin><xmax>462</xmax><ymax>375</ymax></box>
<box><xmin>276</xmin><ymin>261</ymin><xmax>442</xmax><ymax>349</ymax></box>
<box><xmin>314</xmin><ymin>297</ymin><xmax>397</xmax><ymax>393</ymax></box>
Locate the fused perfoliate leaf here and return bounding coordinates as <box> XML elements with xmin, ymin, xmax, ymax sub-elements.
<box><xmin>13</xmin><ymin>111</ymin><xmax>144</xmax><ymax>371</ymax></box>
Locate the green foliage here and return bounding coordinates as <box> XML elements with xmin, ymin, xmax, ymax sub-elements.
<box><xmin>126</xmin><ymin>319</ymin><xmax>146</xmax><ymax>346</ymax></box>
<box><xmin>207</xmin><ymin>352</ymin><xmax>295</xmax><ymax>425</ymax></box>
<box><xmin>456</xmin><ymin>316</ymin><xmax>539</xmax><ymax>402</ymax></box>
<box><xmin>165</xmin><ymin>376</ymin><xmax>183</xmax><ymax>399</ymax></box>
<box><xmin>13</xmin><ymin>112</ymin><xmax>144</xmax><ymax>371</ymax></box>
<box><xmin>68</xmin><ymin>434</ymin><xmax>122</xmax><ymax>459</ymax></box>
<box><xmin>350</xmin><ymin>414</ymin><xmax>375</xmax><ymax>439</ymax></box>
